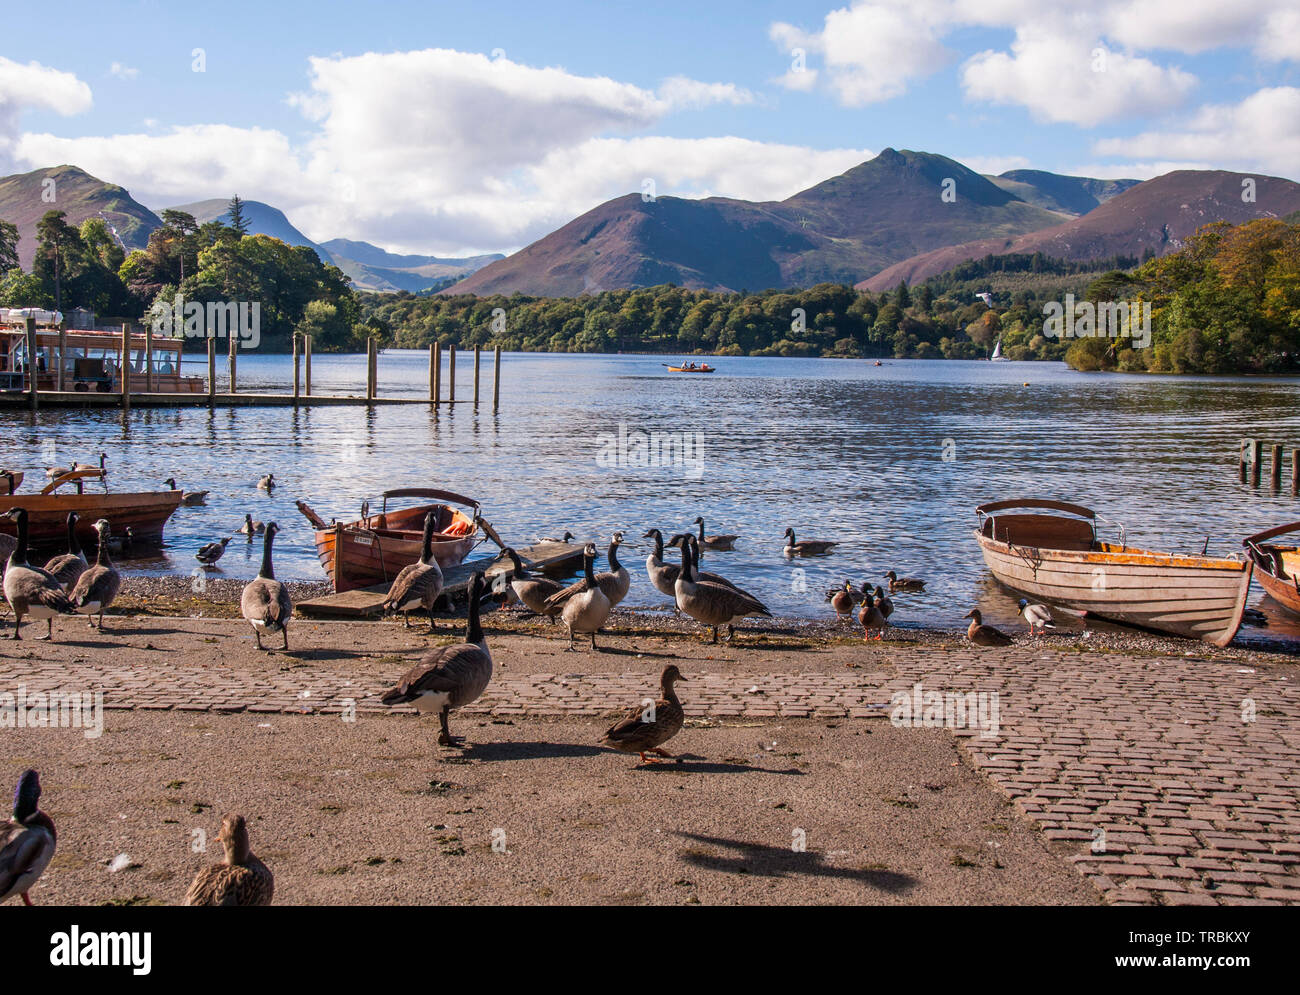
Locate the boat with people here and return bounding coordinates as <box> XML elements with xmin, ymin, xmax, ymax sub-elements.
<box><xmin>974</xmin><ymin>498</ymin><xmax>1253</xmax><ymax>645</ymax></box>
<box><xmin>666</xmin><ymin>362</ymin><xmax>715</xmax><ymax>373</ymax></box>
<box><xmin>296</xmin><ymin>488</ymin><xmax>486</xmax><ymax>592</ymax></box>
<box><xmin>1243</xmin><ymin>521</ymin><xmax>1300</xmax><ymax>619</ymax></box>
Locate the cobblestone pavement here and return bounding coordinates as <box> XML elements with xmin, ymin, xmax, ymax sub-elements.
<box><xmin>1</xmin><ymin>617</ymin><xmax>1296</xmax><ymax>906</ymax></box>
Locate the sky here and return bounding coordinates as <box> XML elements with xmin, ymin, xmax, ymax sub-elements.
<box><xmin>1</xmin><ymin>0</ymin><xmax>1297</xmax><ymax>257</ymax></box>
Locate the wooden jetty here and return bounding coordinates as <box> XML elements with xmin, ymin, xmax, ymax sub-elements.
<box><xmin>296</xmin><ymin>539</ymin><xmax>583</xmax><ymax>618</ymax></box>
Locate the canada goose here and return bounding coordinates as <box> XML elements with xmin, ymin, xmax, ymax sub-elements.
<box><xmin>830</xmin><ymin>581</ymin><xmax>854</xmax><ymax>621</ymax></box>
<box><xmin>1</xmin><ymin>508</ymin><xmax>76</xmax><ymax>640</ymax></box>
<box><xmin>381</xmin><ymin>512</ymin><xmax>444</xmax><ymax>629</ymax></box>
<box><xmin>236</xmin><ymin>513</ymin><xmax>265</xmax><ymax>537</ymax></box>
<box><xmin>256</xmin><ymin>474</ymin><xmax>275</xmax><ymax>491</ymax></box>
<box><xmin>873</xmin><ymin>585</ymin><xmax>894</xmax><ymax>620</ymax></box>
<box><xmin>558</xmin><ymin>544</ymin><xmax>612</xmax><ymax>651</ymax></box>
<box><xmin>783</xmin><ymin>527</ymin><xmax>837</xmax><ymax>557</ymax></box>
<box><xmin>693</xmin><ymin>516</ymin><xmax>739</xmax><ymax>552</ymax></box>
<box><xmin>380</xmin><ymin>572</ymin><xmax>493</xmax><ymax>746</ymax></box>
<box><xmin>1018</xmin><ymin>599</ymin><xmax>1056</xmax><ymax>635</ymax></box>
<box><xmin>859</xmin><ymin>595</ymin><xmax>887</xmax><ymax>640</ymax></box>
<box><xmin>164</xmin><ymin>477</ymin><xmax>209</xmax><ymax>506</ymax></box>
<box><xmin>538</xmin><ymin>531</ymin><xmax>575</xmax><ymax>544</ymax></box>
<box><xmin>0</xmin><ymin>770</ymin><xmax>56</xmax><ymax>906</ymax></box>
<box><xmin>183</xmin><ymin>813</ymin><xmax>273</xmax><ymax>906</ymax></box>
<box><xmin>644</xmin><ymin>529</ymin><xmax>740</xmax><ymax>599</ymax></box>
<box><xmin>240</xmin><ymin>522</ymin><xmax>292</xmax><ymax>650</ymax></box>
<box><xmin>195</xmin><ymin>536</ymin><xmax>231</xmax><ymax>565</ymax></box>
<box><xmin>675</xmin><ymin>534</ymin><xmax>771</xmax><ymax>643</ymax></box>
<box><xmin>69</xmin><ymin>519</ymin><xmax>122</xmax><ymax>631</ymax></box>
<box><xmin>43</xmin><ymin>465</ymin><xmax>71</xmax><ymax>481</ymax></box>
<box><xmin>105</xmin><ymin>526</ymin><xmax>133</xmax><ymax>554</ymax></box>
<box><xmin>72</xmin><ymin>453</ymin><xmax>107</xmax><ymax>474</ymax></box>
<box><xmin>503</xmin><ymin>547</ymin><xmax>564</xmax><ymax>621</ymax></box>
<box><xmin>0</xmin><ymin>471</ymin><xmax>17</xmax><ymax>496</ymax></box>
<box><xmin>964</xmin><ymin>609</ymin><xmax>1013</xmax><ymax>647</ymax></box>
<box><xmin>600</xmin><ymin>665</ymin><xmax>687</xmax><ymax>765</ymax></box>
<box><xmin>884</xmin><ymin>570</ymin><xmax>926</xmax><ymax>593</ymax></box>
<box><xmin>544</xmin><ymin>532</ymin><xmax>630</xmax><ymax>611</ymax></box>
<box><xmin>42</xmin><ymin>512</ymin><xmax>88</xmax><ymax>587</ymax></box>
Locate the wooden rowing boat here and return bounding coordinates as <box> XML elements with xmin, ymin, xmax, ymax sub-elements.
<box><xmin>975</xmin><ymin>498</ymin><xmax>1253</xmax><ymax>645</ymax></box>
<box><xmin>296</xmin><ymin>488</ymin><xmax>482</xmax><ymax>593</ymax></box>
<box><xmin>1243</xmin><ymin>521</ymin><xmax>1300</xmax><ymax>618</ymax></box>
<box><xmin>0</xmin><ymin>470</ymin><xmax>22</xmax><ymax>495</ymax></box>
<box><xmin>0</xmin><ymin>477</ymin><xmax>183</xmax><ymax>546</ymax></box>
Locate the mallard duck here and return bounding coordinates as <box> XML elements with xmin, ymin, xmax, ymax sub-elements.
<box><xmin>644</xmin><ymin>529</ymin><xmax>739</xmax><ymax>599</ymax></box>
<box><xmin>240</xmin><ymin>522</ymin><xmax>292</xmax><ymax>650</ymax></box>
<box><xmin>538</xmin><ymin>530</ymin><xmax>574</xmax><ymax>543</ymax></box>
<box><xmin>675</xmin><ymin>535</ymin><xmax>771</xmax><ymax>643</ymax></box>
<box><xmin>1</xmin><ymin>508</ymin><xmax>76</xmax><ymax>640</ymax></box>
<box><xmin>830</xmin><ymin>580</ymin><xmax>854</xmax><ymax>621</ymax></box>
<box><xmin>884</xmin><ymin>570</ymin><xmax>926</xmax><ymax>593</ymax></box>
<box><xmin>0</xmin><ymin>769</ymin><xmax>56</xmax><ymax>905</ymax></box>
<box><xmin>859</xmin><ymin>595</ymin><xmax>887</xmax><ymax>640</ymax></box>
<box><xmin>69</xmin><ymin>519</ymin><xmax>122</xmax><ymax>631</ymax></box>
<box><xmin>381</xmin><ymin>512</ymin><xmax>444</xmax><ymax>629</ymax></box>
<box><xmin>1018</xmin><ymin>599</ymin><xmax>1055</xmax><ymax>635</ymax></box>
<box><xmin>693</xmin><ymin>516</ymin><xmax>739</xmax><ymax>552</ymax></box>
<box><xmin>43</xmin><ymin>512</ymin><xmax>88</xmax><ymax>587</ymax></box>
<box><xmin>256</xmin><ymin>473</ymin><xmax>275</xmax><ymax>491</ymax></box>
<box><xmin>380</xmin><ymin>572</ymin><xmax>493</xmax><ymax>746</ymax></box>
<box><xmin>182</xmin><ymin>813</ymin><xmax>273</xmax><ymax>906</ymax></box>
<box><xmin>236</xmin><ymin>513</ymin><xmax>265</xmax><ymax>538</ymax></box>
<box><xmin>964</xmin><ymin>609</ymin><xmax>1013</xmax><ymax>647</ymax></box>
<box><xmin>783</xmin><ymin>527</ymin><xmax>837</xmax><ymax>557</ymax></box>
<box><xmin>873</xmin><ymin>585</ymin><xmax>894</xmax><ymax>619</ymax></box>
<box><xmin>556</xmin><ymin>544</ymin><xmax>612</xmax><ymax>651</ymax></box>
<box><xmin>544</xmin><ymin>532</ymin><xmax>630</xmax><ymax>611</ymax></box>
<box><xmin>503</xmin><ymin>547</ymin><xmax>564</xmax><ymax>621</ymax></box>
<box><xmin>600</xmin><ymin>665</ymin><xmax>687</xmax><ymax>765</ymax></box>
<box><xmin>164</xmin><ymin>477</ymin><xmax>208</xmax><ymax>506</ymax></box>
<box><xmin>195</xmin><ymin>536</ymin><xmax>231</xmax><ymax>565</ymax></box>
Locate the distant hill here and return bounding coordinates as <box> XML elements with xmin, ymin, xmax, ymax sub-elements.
<box><xmin>987</xmin><ymin>169</ymin><xmax>1140</xmax><ymax>216</ymax></box>
<box><xmin>0</xmin><ymin>165</ymin><xmax>161</xmax><ymax>269</ymax></box>
<box><xmin>860</xmin><ymin>169</ymin><xmax>1300</xmax><ymax>291</ymax></box>
<box><xmin>168</xmin><ymin>198</ymin><xmax>329</xmax><ymax>258</ymax></box>
<box><xmin>319</xmin><ymin>238</ymin><xmax>502</xmax><ymax>293</ymax></box>
<box><xmin>448</xmin><ymin>149</ymin><xmax>1069</xmax><ymax>297</ymax></box>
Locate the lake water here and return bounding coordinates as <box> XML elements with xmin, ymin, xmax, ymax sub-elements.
<box><xmin>3</xmin><ymin>351</ymin><xmax>1299</xmax><ymax>643</ymax></box>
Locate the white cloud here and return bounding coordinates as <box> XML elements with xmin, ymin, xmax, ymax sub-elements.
<box><xmin>108</xmin><ymin>62</ymin><xmax>139</xmax><ymax>80</ymax></box>
<box><xmin>0</xmin><ymin>56</ymin><xmax>92</xmax><ymax>162</ymax></box>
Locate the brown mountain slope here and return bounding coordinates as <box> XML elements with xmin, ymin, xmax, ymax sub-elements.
<box><xmin>860</xmin><ymin>169</ymin><xmax>1300</xmax><ymax>291</ymax></box>
<box><xmin>0</xmin><ymin>165</ymin><xmax>161</xmax><ymax>269</ymax></box>
<box><xmin>447</xmin><ymin>149</ymin><xmax>1068</xmax><ymax>297</ymax></box>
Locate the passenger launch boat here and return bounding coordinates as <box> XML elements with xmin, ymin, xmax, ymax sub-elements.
<box><xmin>975</xmin><ymin>498</ymin><xmax>1253</xmax><ymax>645</ymax></box>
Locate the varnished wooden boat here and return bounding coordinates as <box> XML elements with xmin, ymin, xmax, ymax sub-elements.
<box><xmin>975</xmin><ymin>499</ymin><xmax>1253</xmax><ymax>646</ymax></box>
<box><xmin>297</xmin><ymin>488</ymin><xmax>481</xmax><ymax>592</ymax></box>
<box><xmin>1244</xmin><ymin>521</ymin><xmax>1300</xmax><ymax>618</ymax></box>
<box><xmin>0</xmin><ymin>479</ymin><xmax>183</xmax><ymax>546</ymax></box>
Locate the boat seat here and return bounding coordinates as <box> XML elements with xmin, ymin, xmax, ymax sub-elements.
<box><xmin>983</xmin><ymin>513</ymin><xmax>1095</xmax><ymax>551</ymax></box>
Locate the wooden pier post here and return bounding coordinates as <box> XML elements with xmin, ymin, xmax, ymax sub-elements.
<box><xmin>449</xmin><ymin>345</ymin><xmax>456</xmax><ymax>403</ymax></box>
<box><xmin>305</xmin><ymin>335</ymin><xmax>312</xmax><ymax>396</ymax></box>
<box><xmin>145</xmin><ymin>324</ymin><xmax>154</xmax><ymax>392</ymax></box>
<box><xmin>473</xmin><ymin>345</ymin><xmax>481</xmax><ymax>408</ymax></box>
<box><xmin>1293</xmin><ymin>449</ymin><xmax>1299</xmax><ymax>496</ymax></box>
<box><xmin>366</xmin><ymin>337</ymin><xmax>376</xmax><ymax>401</ymax></box>
<box><xmin>24</xmin><ymin>316</ymin><xmax>37</xmax><ymax>411</ymax></box>
<box><xmin>57</xmin><ymin>320</ymin><xmax>66</xmax><ymax>392</ymax></box>
<box><xmin>207</xmin><ymin>337</ymin><xmax>216</xmax><ymax>406</ymax></box>
<box><xmin>228</xmin><ymin>334</ymin><xmax>237</xmax><ymax>395</ymax></box>
<box><xmin>1251</xmin><ymin>439</ymin><xmax>1263</xmax><ymax>487</ymax></box>
<box><xmin>293</xmin><ymin>333</ymin><xmax>300</xmax><ymax>404</ymax></box>
<box><xmin>429</xmin><ymin>343</ymin><xmax>437</xmax><ymax>403</ymax></box>
<box><xmin>120</xmin><ymin>324</ymin><xmax>132</xmax><ymax>410</ymax></box>
<box><xmin>493</xmin><ymin>346</ymin><xmax>501</xmax><ymax>413</ymax></box>
<box><xmin>433</xmin><ymin>342</ymin><xmax>442</xmax><ymax>405</ymax></box>
<box><xmin>1239</xmin><ymin>440</ymin><xmax>1248</xmax><ymax>484</ymax></box>
<box><xmin>1271</xmin><ymin>444</ymin><xmax>1284</xmax><ymax>490</ymax></box>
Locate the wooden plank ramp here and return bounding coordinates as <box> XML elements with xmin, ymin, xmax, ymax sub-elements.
<box><xmin>296</xmin><ymin>540</ymin><xmax>583</xmax><ymax>619</ymax></box>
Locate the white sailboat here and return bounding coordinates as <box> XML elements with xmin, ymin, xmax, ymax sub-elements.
<box><xmin>990</xmin><ymin>338</ymin><xmax>1007</xmax><ymax>362</ymax></box>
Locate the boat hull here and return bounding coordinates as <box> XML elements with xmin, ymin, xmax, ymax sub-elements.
<box><xmin>1243</xmin><ymin>523</ymin><xmax>1300</xmax><ymax>618</ymax></box>
<box><xmin>0</xmin><ymin>490</ymin><xmax>184</xmax><ymax>545</ymax></box>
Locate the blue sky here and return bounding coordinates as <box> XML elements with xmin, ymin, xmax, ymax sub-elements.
<box><xmin>2</xmin><ymin>0</ymin><xmax>1297</xmax><ymax>255</ymax></box>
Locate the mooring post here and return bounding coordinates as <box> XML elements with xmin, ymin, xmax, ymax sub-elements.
<box><xmin>293</xmin><ymin>333</ymin><xmax>300</xmax><ymax>404</ymax></box>
<box><xmin>1239</xmin><ymin>440</ymin><xmax>1248</xmax><ymax>484</ymax></box>
<box><xmin>449</xmin><ymin>344</ymin><xmax>457</xmax><ymax>403</ymax></box>
<box><xmin>145</xmin><ymin>324</ymin><xmax>154</xmax><ymax>392</ymax></box>
<box><xmin>120</xmin><ymin>324</ymin><xmax>132</xmax><ymax>410</ymax></box>
<box><xmin>207</xmin><ymin>337</ymin><xmax>216</xmax><ymax>406</ymax></box>
<box><xmin>24</xmin><ymin>316</ymin><xmax>38</xmax><ymax>411</ymax></box>
<box><xmin>57</xmin><ymin>320</ymin><xmax>66</xmax><ymax>392</ymax></box>
<box><xmin>1271</xmin><ymin>444</ymin><xmax>1284</xmax><ymax>490</ymax></box>
<box><xmin>433</xmin><ymin>342</ymin><xmax>441</xmax><ymax>405</ymax></box>
<box><xmin>493</xmin><ymin>345</ymin><xmax>501</xmax><ymax>414</ymax></box>
<box><xmin>228</xmin><ymin>332</ymin><xmax>237</xmax><ymax>395</ymax></box>
<box><xmin>367</xmin><ymin>337</ymin><xmax>376</xmax><ymax>401</ymax></box>
<box><xmin>473</xmin><ymin>345</ymin><xmax>481</xmax><ymax>407</ymax></box>
<box><xmin>1251</xmin><ymin>439</ymin><xmax>1263</xmax><ymax>487</ymax></box>
<box><xmin>1293</xmin><ymin>448</ymin><xmax>1299</xmax><ymax>496</ymax></box>
<box><xmin>305</xmin><ymin>335</ymin><xmax>312</xmax><ymax>397</ymax></box>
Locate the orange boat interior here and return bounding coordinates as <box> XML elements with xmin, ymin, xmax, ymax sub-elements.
<box><xmin>358</xmin><ymin>503</ymin><xmax>475</xmax><ymax>542</ymax></box>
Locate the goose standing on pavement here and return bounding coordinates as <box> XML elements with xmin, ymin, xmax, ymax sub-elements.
<box><xmin>380</xmin><ymin>572</ymin><xmax>494</xmax><ymax>746</ymax></box>
<box><xmin>240</xmin><ymin>522</ymin><xmax>292</xmax><ymax>650</ymax></box>
<box><xmin>783</xmin><ymin>527</ymin><xmax>837</xmax><ymax>557</ymax></box>
<box><xmin>600</xmin><ymin>665</ymin><xmax>687</xmax><ymax>765</ymax></box>
<box><xmin>884</xmin><ymin>570</ymin><xmax>926</xmax><ymax>593</ymax></box>
<box><xmin>43</xmin><ymin>512</ymin><xmax>88</xmax><ymax>587</ymax></box>
<box><xmin>643</xmin><ymin>529</ymin><xmax>740</xmax><ymax>600</ymax></box>
<box><xmin>693</xmin><ymin>516</ymin><xmax>739</xmax><ymax>552</ymax></box>
<box><xmin>556</xmin><ymin>544</ymin><xmax>612</xmax><ymax>651</ymax></box>
<box><xmin>0</xmin><ymin>769</ymin><xmax>56</xmax><ymax>906</ymax></box>
<box><xmin>675</xmin><ymin>534</ymin><xmax>771</xmax><ymax>643</ymax></box>
<box><xmin>544</xmin><ymin>532</ymin><xmax>630</xmax><ymax>612</ymax></box>
<box><xmin>69</xmin><ymin>519</ymin><xmax>122</xmax><ymax>631</ymax></box>
<box><xmin>195</xmin><ymin>536</ymin><xmax>231</xmax><ymax>565</ymax></box>
<box><xmin>381</xmin><ymin>512</ymin><xmax>444</xmax><ymax>629</ymax></box>
<box><xmin>964</xmin><ymin>609</ymin><xmax>1013</xmax><ymax>647</ymax></box>
<box><xmin>183</xmin><ymin>813</ymin><xmax>274</xmax><ymax>906</ymax></box>
<box><xmin>236</xmin><ymin>514</ymin><xmax>265</xmax><ymax>539</ymax></box>
<box><xmin>1018</xmin><ymin>599</ymin><xmax>1056</xmax><ymax>635</ymax></box>
<box><xmin>1</xmin><ymin>508</ymin><xmax>75</xmax><ymax>640</ymax></box>
<box><xmin>503</xmin><ymin>547</ymin><xmax>564</xmax><ymax>621</ymax></box>
<box><xmin>164</xmin><ymin>477</ymin><xmax>208</xmax><ymax>506</ymax></box>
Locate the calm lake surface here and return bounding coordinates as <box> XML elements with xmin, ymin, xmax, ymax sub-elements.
<box><xmin>3</xmin><ymin>352</ymin><xmax>1299</xmax><ymax>642</ymax></box>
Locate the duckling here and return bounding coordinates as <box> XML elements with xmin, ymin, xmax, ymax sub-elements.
<box><xmin>240</xmin><ymin>522</ymin><xmax>292</xmax><ymax>650</ymax></box>
<box><xmin>675</xmin><ymin>535</ymin><xmax>771</xmax><ymax>643</ymax></box>
<box><xmin>42</xmin><ymin>512</ymin><xmax>88</xmax><ymax>587</ymax></box>
<box><xmin>964</xmin><ymin>609</ymin><xmax>1013</xmax><ymax>647</ymax></box>
<box><xmin>503</xmin><ymin>547</ymin><xmax>564</xmax><ymax>621</ymax></box>
<box><xmin>783</xmin><ymin>527</ymin><xmax>837</xmax><ymax>557</ymax></box>
<box><xmin>558</xmin><ymin>544</ymin><xmax>612</xmax><ymax>651</ymax></box>
<box><xmin>195</xmin><ymin>536</ymin><xmax>231</xmax><ymax>565</ymax></box>
<box><xmin>236</xmin><ymin>513</ymin><xmax>265</xmax><ymax>538</ymax></box>
<box><xmin>183</xmin><ymin>813</ymin><xmax>273</xmax><ymax>906</ymax></box>
<box><xmin>381</xmin><ymin>572</ymin><xmax>493</xmax><ymax>746</ymax></box>
<box><xmin>1018</xmin><ymin>599</ymin><xmax>1056</xmax><ymax>635</ymax></box>
<box><xmin>0</xmin><ymin>769</ymin><xmax>56</xmax><ymax>905</ymax></box>
<box><xmin>256</xmin><ymin>473</ymin><xmax>275</xmax><ymax>491</ymax></box>
<box><xmin>1</xmin><ymin>508</ymin><xmax>76</xmax><ymax>640</ymax></box>
<box><xmin>69</xmin><ymin>519</ymin><xmax>122</xmax><ymax>631</ymax></box>
<box><xmin>381</xmin><ymin>512</ymin><xmax>444</xmax><ymax>630</ymax></box>
<box><xmin>830</xmin><ymin>580</ymin><xmax>854</xmax><ymax>621</ymax></box>
<box><xmin>884</xmin><ymin>570</ymin><xmax>926</xmax><ymax>593</ymax></box>
<box><xmin>600</xmin><ymin>665</ymin><xmax>687</xmax><ymax>765</ymax></box>
<box><xmin>164</xmin><ymin>477</ymin><xmax>209</xmax><ymax>506</ymax></box>
<box><xmin>859</xmin><ymin>595</ymin><xmax>887</xmax><ymax>640</ymax></box>
<box><xmin>693</xmin><ymin>516</ymin><xmax>739</xmax><ymax>552</ymax></box>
